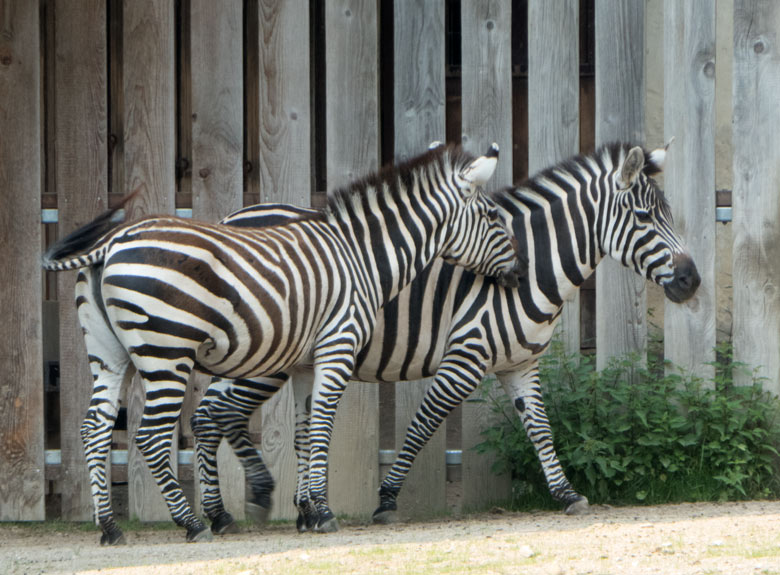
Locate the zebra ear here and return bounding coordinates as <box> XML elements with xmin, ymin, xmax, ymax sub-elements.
<box><xmin>620</xmin><ymin>146</ymin><xmax>645</xmax><ymax>188</ymax></box>
<box><xmin>461</xmin><ymin>143</ymin><xmax>499</xmax><ymax>189</ymax></box>
<box><xmin>645</xmin><ymin>137</ymin><xmax>673</xmax><ymax>176</ymax></box>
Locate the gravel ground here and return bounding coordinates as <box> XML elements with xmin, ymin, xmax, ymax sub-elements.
<box><xmin>2</xmin><ymin>501</ymin><xmax>780</xmax><ymax>574</ymax></box>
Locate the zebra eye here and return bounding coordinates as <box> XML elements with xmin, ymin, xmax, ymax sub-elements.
<box><xmin>635</xmin><ymin>209</ymin><xmax>652</xmax><ymax>223</ymax></box>
<box><xmin>488</xmin><ymin>208</ymin><xmax>500</xmax><ymax>221</ymax></box>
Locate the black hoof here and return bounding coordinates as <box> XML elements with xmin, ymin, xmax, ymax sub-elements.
<box><xmin>314</xmin><ymin>510</ymin><xmax>339</xmax><ymax>533</ymax></box>
<box><xmin>564</xmin><ymin>496</ymin><xmax>590</xmax><ymax>515</ymax></box>
<box><xmin>186</xmin><ymin>522</ymin><xmax>214</xmax><ymax>543</ymax></box>
<box><xmin>210</xmin><ymin>511</ymin><xmax>240</xmax><ymax>535</ymax></box>
<box><xmin>372</xmin><ymin>507</ymin><xmax>397</xmax><ymax>525</ymax></box>
<box><xmin>296</xmin><ymin>500</ymin><xmax>319</xmax><ymax>533</ymax></box>
<box><xmin>99</xmin><ymin>527</ymin><xmax>126</xmax><ymax>546</ymax></box>
<box><xmin>245</xmin><ymin>501</ymin><xmax>272</xmax><ymax>524</ymax></box>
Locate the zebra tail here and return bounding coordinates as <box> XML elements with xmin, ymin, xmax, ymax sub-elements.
<box><xmin>41</xmin><ymin>193</ymin><xmax>135</xmax><ymax>271</ymax></box>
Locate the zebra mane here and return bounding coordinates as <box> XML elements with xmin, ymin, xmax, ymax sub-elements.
<box><xmin>496</xmin><ymin>141</ymin><xmax>668</xmax><ymax>207</ymax></box>
<box><xmin>324</xmin><ymin>144</ymin><xmax>475</xmax><ymax>219</ymax></box>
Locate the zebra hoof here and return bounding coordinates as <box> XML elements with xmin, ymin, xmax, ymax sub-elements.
<box><xmin>245</xmin><ymin>501</ymin><xmax>272</xmax><ymax>524</ymax></box>
<box><xmin>314</xmin><ymin>512</ymin><xmax>339</xmax><ymax>533</ymax></box>
<box><xmin>296</xmin><ymin>512</ymin><xmax>309</xmax><ymax>533</ymax></box>
<box><xmin>187</xmin><ymin>523</ymin><xmax>214</xmax><ymax>543</ymax></box>
<box><xmin>211</xmin><ymin>511</ymin><xmax>240</xmax><ymax>535</ymax></box>
<box><xmin>371</xmin><ymin>508</ymin><xmax>397</xmax><ymax>525</ymax></box>
<box><xmin>564</xmin><ymin>496</ymin><xmax>590</xmax><ymax>516</ymax></box>
<box><xmin>99</xmin><ymin>528</ymin><xmax>126</xmax><ymax>546</ymax></box>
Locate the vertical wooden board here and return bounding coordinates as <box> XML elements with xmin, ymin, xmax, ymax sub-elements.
<box><xmin>54</xmin><ymin>0</ymin><xmax>108</xmax><ymax>521</ymax></box>
<box><xmin>0</xmin><ymin>0</ymin><xmax>44</xmax><ymax>521</ymax></box>
<box><xmin>191</xmin><ymin>0</ymin><xmax>243</xmax><ymax>219</ymax></box>
<box><xmin>732</xmin><ymin>1</ymin><xmax>780</xmax><ymax>391</ymax></box>
<box><xmin>123</xmin><ymin>0</ymin><xmax>176</xmax><ymax>522</ymax></box>
<box><xmin>594</xmin><ymin>0</ymin><xmax>647</xmax><ymax>370</ymax></box>
<box><xmin>460</xmin><ymin>0</ymin><xmax>513</xmax><ymax>190</ymax></box>
<box><xmin>254</xmin><ymin>0</ymin><xmax>313</xmax><ymax>520</ymax></box>
<box><xmin>392</xmin><ymin>0</ymin><xmax>447</xmax><ymax>520</ymax></box>
<box><xmin>459</xmin><ymin>0</ymin><xmax>513</xmax><ymax>507</ymax></box>
<box><xmin>663</xmin><ymin>0</ymin><xmax>716</xmax><ymax>380</ymax></box>
<box><xmin>528</xmin><ymin>0</ymin><xmax>580</xmax><ymax>354</ymax></box>
<box><xmin>324</xmin><ymin>0</ymin><xmax>379</xmax><ymax>519</ymax></box>
<box><xmin>461</xmin><ymin>391</ymin><xmax>511</xmax><ymax>512</ymax></box>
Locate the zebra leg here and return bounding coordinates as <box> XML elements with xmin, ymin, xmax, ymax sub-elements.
<box><xmin>192</xmin><ymin>374</ymin><xmax>287</xmax><ymax>531</ymax></box>
<box><xmin>292</xmin><ymin>371</ymin><xmax>318</xmax><ymax>532</ymax></box>
<box><xmin>76</xmin><ymin>269</ymin><xmax>131</xmax><ymax>546</ymax></box>
<box><xmin>190</xmin><ymin>378</ymin><xmax>239</xmax><ymax>535</ymax></box>
<box><xmin>374</xmin><ymin>355</ymin><xmax>485</xmax><ymax>523</ymax></box>
<box><xmin>307</xmin><ymin>352</ymin><xmax>358</xmax><ymax>534</ymax></box>
<box><xmin>497</xmin><ymin>365</ymin><xmax>589</xmax><ymax>515</ymax></box>
<box><xmin>132</xmin><ymin>358</ymin><xmax>212</xmax><ymax>542</ymax></box>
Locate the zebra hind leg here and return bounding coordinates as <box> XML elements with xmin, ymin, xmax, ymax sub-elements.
<box><xmin>374</xmin><ymin>358</ymin><xmax>483</xmax><ymax>524</ymax></box>
<box><xmin>497</xmin><ymin>368</ymin><xmax>590</xmax><ymax>515</ymax></box>
<box><xmin>191</xmin><ymin>383</ymin><xmax>238</xmax><ymax>535</ymax></box>
<box><xmin>292</xmin><ymin>371</ymin><xmax>319</xmax><ymax>532</ymax></box>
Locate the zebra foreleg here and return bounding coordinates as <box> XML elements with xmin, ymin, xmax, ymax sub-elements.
<box><xmin>374</xmin><ymin>356</ymin><xmax>484</xmax><ymax>523</ymax></box>
<box><xmin>307</xmin><ymin>353</ymin><xmax>358</xmax><ymax>534</ymax></box>
<box><xmin>497</xmin><ymin>366</ymin><xmax>589</xmax><ymax>515</ymax></box>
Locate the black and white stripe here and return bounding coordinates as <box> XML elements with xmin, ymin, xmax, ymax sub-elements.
<box><xmin>42</xmin><ymin>143</ymin><xmax>524</xmax><ymax>544</ymax></box>
<box><xmin>190</xmin><ymin>142</ymin><xmax>700</xmax><ymax>531</ymax></box>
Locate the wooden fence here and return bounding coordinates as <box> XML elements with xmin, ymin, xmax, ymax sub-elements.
<box><xmin>1</xmin><ymin>0</ymin><xmax>778</xmax><ymax>524</ymax></box>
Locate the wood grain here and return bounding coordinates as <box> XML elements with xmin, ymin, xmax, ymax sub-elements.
<box><xmin>594</xmin><ymin>0</ymin><xmax>647</xmax><ymax>370</ymax></box>
<box><xmin>54</xmin><ymin>0</ymin><xmax>108</xmax><ymax>521</ymax></box>
<box><xmin>0</xmin><ymin>0</ymin><xmax>45</xmax><ymax>521</ymax></box>
<box><xmin>732</xmin><ymin>0</ymin><xmax>780</xmax><ymax>390</ymax></box>
<box><xmin>663</xmin><ymin>0</ymin><xmax>716</xmax><ymax>380</ymax></box>
<box><xmin>461</xmin><ymin>0</ymin><xmax>513</xmax><ymax>190</ymax></box>
<box><xmin>528</xmin><ymin>0</ymin><xmax>580</xmax><ymax>354</ymax></box>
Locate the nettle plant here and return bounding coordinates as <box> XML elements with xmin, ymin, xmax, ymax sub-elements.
<box><xmin>478</xmin><ymin>340</ymin><xmax>780</xmax><ymax>509</ymax></box>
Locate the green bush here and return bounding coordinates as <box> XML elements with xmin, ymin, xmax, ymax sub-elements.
<box><xmin>477</xmin><ymin>341</ymin><xmax>780</xmax><ymax>509</ymax></box>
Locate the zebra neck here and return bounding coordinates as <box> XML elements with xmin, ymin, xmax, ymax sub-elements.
<box><xmin>327</xmin><ymin>189</ymin><xmax>444</xmax><ymax>308</ymax></box>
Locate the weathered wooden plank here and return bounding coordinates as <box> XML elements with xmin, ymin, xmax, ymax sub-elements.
<box><xmin>460</xmin><ymin>0</ymin><xmax>513</xmax><ymax>511</ymax></box>
<box><xmin>324</xmin><ymin>0</ymin><xmax>379</xmax><ymax>519</ymax></box>
<box><xmin>253</xmin><ymin>0</ymin><xmax>313</xmax><ymax>521</ymax></box>
<box><xmin>54</xmin><ymin>0</ymin><xmax>108</xmax><ymax>521</ymax></box>
<box><xmin>528</xmin><ymin>0</ymin><xmax>580</xmax><ymax>354</ymax></box>
<box><xmin>732</xmin><ymin>0</ymin><xmax>780</xmax><ymax>391</ymax></box>
<box><xmin>123</xmin><ymin>0</ymin><xmax>176</xmax><ymax>522</ymax></box>
<box><xmin>390</xmin><ymin>0</ymin><xmax>447</xmax><ymax>521</ymax></box>
<box><xmin>663</xmin><ymin>0</ymin><xmax>716</xmax><ymax>380</ymax></box>
<box><xmin>461</xmin><ymin>0</ymin><xmax>513</xmax><ymax>190</ymax></box>
<box><xmin>0</xmin><ymin>0</ymin><xmax>44</xmax><ymax>521</ymax></box>
<box><xmin>594</xmin><ymin>0</ymin><xmax>646</xmax><ymax>370</ymax></box>
<box><xmin>461</xmin><ymin>388</ymin><xmax>511</xmax><ymax>512</ymax></box>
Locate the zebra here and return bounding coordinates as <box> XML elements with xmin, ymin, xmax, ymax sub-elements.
<box><xmin>188</xmin><ymin>141</ymin><xmax>701</xmax><ymax>532</ymax></box>
<box><xmin>41</xmin><ymin>143</ymin><xmax>526</xmax><ymax>545</ymax></box>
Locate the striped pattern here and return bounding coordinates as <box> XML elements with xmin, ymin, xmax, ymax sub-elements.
<box><xmin>42</xmin><ymin>144</ymin><xmax>524</xmax><ymax>543</ymax></box>
<box><xmin>191</xmin><ymin>142</ymin><xmax>700</xmax><ymax>530</ymax></box>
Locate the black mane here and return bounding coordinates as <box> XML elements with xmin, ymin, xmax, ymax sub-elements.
<box><xmin>325</xmin><ymin>144</ymin><xmax>475</xmax><ymax>218</ymax></box>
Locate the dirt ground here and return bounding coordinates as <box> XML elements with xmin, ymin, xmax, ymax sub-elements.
<box><xmin>1</xmin><ymin>501</ymin><xmax>780</xmax><ymax>575</ymax></box>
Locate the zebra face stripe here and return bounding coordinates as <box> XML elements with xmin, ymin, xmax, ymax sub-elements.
<box><xmin>605</xmin><ymin>146</ymin><xmax>699</xmax><ymax>303</ymax></box>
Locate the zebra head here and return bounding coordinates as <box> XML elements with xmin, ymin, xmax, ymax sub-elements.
<box><xmin>602</xmin><ymin>142</ymin><xmax>700</xmax><ymax>303</ymax></box>
<box><xmin>439</xmin><ymin>143</ymin><xmax>527</xmax><ymax>287</ymax></box>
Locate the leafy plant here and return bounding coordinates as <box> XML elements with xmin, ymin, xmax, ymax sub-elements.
<box><xmin>477</xmin><ymin>340</ymin><xmax>780</xmax><ymax>509</ymax></box>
